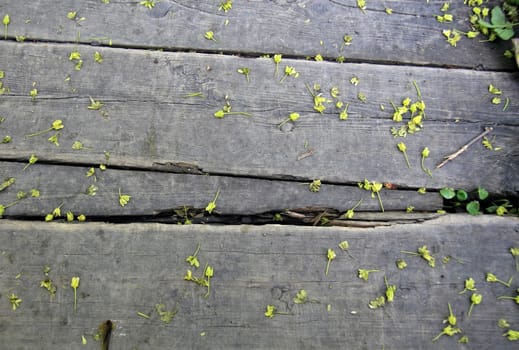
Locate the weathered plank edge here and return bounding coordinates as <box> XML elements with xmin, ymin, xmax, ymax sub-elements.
<box><xmin>0</xmin><ymin>215</ymin><xmax>517</xmax><ymax>349</ymax></box>
<box><xmin>0</xmin><ymin>160</ymin><xmax>442</xmax><ymax>218</ymax></box>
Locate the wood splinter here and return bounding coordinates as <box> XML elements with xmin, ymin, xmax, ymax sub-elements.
<box><xmin>436</xmin><ymin>127</ymin><xmax>493</xmax><ymax>169</ymax></box>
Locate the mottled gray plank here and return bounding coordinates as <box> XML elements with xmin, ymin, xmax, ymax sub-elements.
<box><xmin>0</xmin><ymin>215</ymin><xmax>518</xmax><ymax>349</ymax></box>
<box><xmin>0</xmin><ymin>42</ymin><xmax>517</xmax><ymax>194</ymax></box>
<box><xmin>1</xmin><ymin>0</ymin><xmax>514</xmax><ymax>69</ymax></box>
<box><xmin>0</xmin><ymin>161</ymin><xmax>441</xmax><ymax>217</ymax></box>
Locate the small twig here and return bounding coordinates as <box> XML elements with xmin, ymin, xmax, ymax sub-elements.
<box><xmin>284</xmin><ymin>210</ymin><xmax>309</xmax><ymax>220</ymax></box>
<box><xmin>297</xmin><ymin>148</ymin><xmax>315</xmax><ymax>161</ymax></box>
<box><xmin>436</xmin><ymin>127</ymin><xmax>493</xmax><ymax>169</ymax></box>
<box><xmin>311</xmin><ymin>210</ymin><xmax>328</xmax><ymax>226</ymax></box>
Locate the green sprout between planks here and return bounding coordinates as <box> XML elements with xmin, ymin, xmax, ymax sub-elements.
<box><xmin>440</xmin><ymin>186</ymin><xmax>516</xmax><ymax>216</ymax></box>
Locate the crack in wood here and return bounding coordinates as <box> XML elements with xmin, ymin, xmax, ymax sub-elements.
<box><xmin>151</xmin><ymin>161</ymin><xmax>205</xmax><ymax>174</ymax></box>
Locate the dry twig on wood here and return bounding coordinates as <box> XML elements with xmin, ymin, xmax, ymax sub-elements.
<box><xmin>436</xmin><ymin>127</ymin><xmax>493</xmax><ymax>169</ymax></box>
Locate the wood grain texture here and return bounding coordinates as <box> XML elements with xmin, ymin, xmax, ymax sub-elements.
<box><xmin>0</xmin><ymin>41</ymin><xmax>517</xmax><ymax>193</ymax></box>
<box><xmin>1</xmin><ymin>0</ymin><xmax>515</xmax><ymax>69</ymax></box>
<box><xmin>0</xmin><ymin>215</ymin><xmax>517</xmax><ymax>349</ymax></box>
<box><xmin>0</xmin><ymin>161</ymin><xmax>441</xmax><ymax>217</ymax></box>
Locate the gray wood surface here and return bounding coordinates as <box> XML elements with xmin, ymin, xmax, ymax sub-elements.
<box><xmin>1</xmin><ymin>0</ymin><xmax>515</xmax><ymax>69</ymax></box>
<box><xmin>0</xmin><ymin>161</ymin><xmax>441</xmax><ymax>217</ymax></box>
<box><xmin>1</xmin><ymin>41</ymin><xmax>517</xmax><ymax>194</ymax></box>
<box><xmin>0</xmin><ymin>215</ymin><xmax>518</xmax><ymax>349</ymax></box>
<box><xmin>0</xmin><ymin>2</ymin><xmax>517</xmax><ymax>350</ymax></box>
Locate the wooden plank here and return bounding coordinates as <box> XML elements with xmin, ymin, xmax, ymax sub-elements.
<box><xmin>0</xmin><ymin>161</ymin><xmax>441</xmax><ymax>218</ymax></box>
<box><xmin>1</xmin><ymin>42</ymin><xmax>517</xmax><ymax>193</ymax></box>
<box><xmin>2</xmin><ymin>0</ymin><xmax>515</xmax><ymax>69</ymax></box>
<box><xmin>0</xmin><ymin>215</ymin><xmax>517</xmax><ymax>349</ymax></box>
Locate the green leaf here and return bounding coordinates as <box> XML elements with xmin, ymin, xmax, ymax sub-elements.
<box><xmin>466</xmin><ymin>201</ymin><xmax>480</xmax><ymax>215</ymax></box>
<box><xmin>495</xmin><ymin>27</ymin><xmax>515</xmax><ymax>40</ymax></box>
<box><xmin>477</xmin><ymin>187</ymin><xmax>489</xmax><ymax>201</ymax></box>
<box><xmin>456</xmin><ymin>190</ymin><xmax>468</xmax><ymax>201</ymax></box>
<box><xmin>440</xmin><ymin>188</ymin><xmax>455</xmax><ymax>200</ymax></box>
<box><xmin>491</xmin><ymin>6</ymin><xmax>507</xmax><ymax>26</ymax></box>
<box><xmin>486</xmin><ymin>205</ymin><xmax>498</xmax><ymax>213</ymax></box>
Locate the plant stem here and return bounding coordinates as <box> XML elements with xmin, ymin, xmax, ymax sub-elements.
<box><xmin>325</xmin><ymin>259</ymin><xmax>332</xmax><ymax>276</ymax></box>
<box><xmin>467</xmin><ymin>303</ymin><xmax>474</xmax><ymax>318</ymax></box>
<box><xmin>432</xmin><ymin>332</ymin><xmax>444</xmax><ymax>342</ymax></box>
<box><xmin>412</xmin><ymin>80</ymin><xmax>422</xmax><ymax>99</ymax></box>
<box><xmin>26</xmin><ymin>128</ymin><xmax>52</xmax><ymax>138</ymax></box>
<box><xmin>421</xmin><ymin>157</ymin><xmax>432</xmax><ymax>177</ymax></box>
<box><xmin>304</xmin><ymin>83</ymin><xmax>316</xmax><ymax>97</ymax></box>
<box><xmin>495</xmin><ymin>277</ymin><xmax>512</xmax><ymax>288</ymax></box>
<box><xmin>376</xmin><ymin>192</ymin><xmax>384</xmax><ymax>212</ymax></box>
<box><xmin>278</xmin><ymin>118</ymin><xmax>290</xmax><ymax>128</ymax></box>
<box><xmin>225</xmin><ymin>111</ymin><xmax>251</xmax><ymax>117</ymax></box>
<box><xmin>400</xmin><ymin>250</ymin><xmax>420</xmax><ymax>256</ymax></box>
<box><xmin>403</xmin><ymin>151</ymin><xmax>411</xmax><ymax>168</ymax></box>
<box><xmin>204</xmin><ymin>276</ymin><xmax>211</xmax><ymax>298</ymax></box>
<box><xmin>192</xmin><ymin>242</ymin><xmax>201</xmax><ymax>257</ymax></box>
<box><xmin>351</xmin><ymin>199</ymin><xmax>363</xmax><ymax>211</ymax></box>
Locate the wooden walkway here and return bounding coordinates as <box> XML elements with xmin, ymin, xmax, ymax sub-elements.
<box><xmin>0</xmin><ymin>0</ymin><xmax>518</xmax><ymax>349</ymax></box>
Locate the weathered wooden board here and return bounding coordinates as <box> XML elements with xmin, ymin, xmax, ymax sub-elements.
<box><xmin>1</xmin><ymin>42</ymin><xmax>518</xmax><ymax>194</ymax></box>
<box><xmin>1</xmin><ymin>0</ymin><xmax>515</xmax><ymax>69</ymax></box>
<box><xmin>0</xmin><ymin>215</ymin><xmax>517</xmax><ymax>349</ymax></box>
<box><xmin>0</xmin><ymin>161</ymin><xmax>441</xmax><ymax>218</ymax></box>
